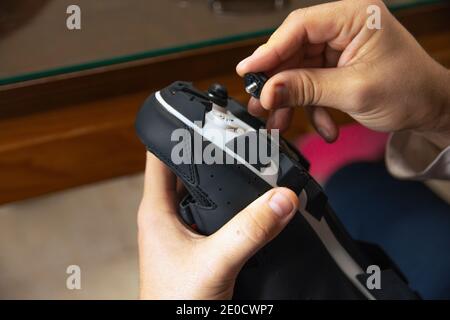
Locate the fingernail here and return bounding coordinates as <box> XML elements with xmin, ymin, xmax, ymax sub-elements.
<box><xmin>248</xmin><ymin>97</ymin><xmax>259</xmax><ymax>109</ymax></box>
<box><xmin>274</xmin><ymin>84</ymin><xmax>288</xmax><ymax>107</ymax></box>
<box><xmin>268</xmin><ymin>192</ymin><xmax>294</xmax><ymax>218</ymax></box>
<box><xmin>317</xmin><ymin>126</ymin><xmax>332</xmax><ymax>142</ymax></box>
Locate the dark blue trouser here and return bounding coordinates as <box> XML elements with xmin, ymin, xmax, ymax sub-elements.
<box><xmin>325</xmin><ymin>161</ymin><xmax>450</xmax><ymax>299</ymax></box>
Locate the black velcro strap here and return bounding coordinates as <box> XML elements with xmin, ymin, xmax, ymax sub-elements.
<box><xmin>304</xmin><ymin>179</ymin><xmax>328</xmax><ymax>220</ymax></box>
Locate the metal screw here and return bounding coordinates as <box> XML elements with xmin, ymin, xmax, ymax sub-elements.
<box><xmin>245</xmin><ymin>82</ymin><xmax>258</xmax><ymax>95</ymax></box>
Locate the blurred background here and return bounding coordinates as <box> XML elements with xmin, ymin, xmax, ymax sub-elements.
<box><xmin>0</xmin><ymin>0</ymin><xmax>448</xmax><ymax>299</ymax></box>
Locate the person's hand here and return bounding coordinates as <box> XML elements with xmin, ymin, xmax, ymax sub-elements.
<box><xmin>237</xmin><ymin>0</ymin><xmax>450</xmax><ymax>148</ymax></box>
<box><xmin>138</xmin><ymin>152</ymin><xmax>299</xmax><ymax>299</ymax></box>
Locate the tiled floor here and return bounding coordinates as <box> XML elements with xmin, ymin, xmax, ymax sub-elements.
<box><xmin>0</xmin><ymin>174</ymin><xmax>144</xmax><ymax>299</ymax></box>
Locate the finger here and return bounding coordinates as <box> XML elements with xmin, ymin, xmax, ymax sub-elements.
<box><xmin>259</xmin><ymin>67</ymin><xmax>355</xmax><ymax>111</ymax></box>
<box><xmin>305</xmin><ymin>105</ymin><xmax>339</xmax><ymax>143</ymax></box>
<box><xmin>304</xmin><ymin>43</ymin><xmax>326</xmax><ymax>59</ymax></box>
<box><xmin>208</xmin><ymin>188</ymin><xmax>299</xmax><ymax>276</ymax></box>
<box><xmin>266</xmin><ymin>108</ymin><xmax>293</xmax><ymax>133</ymax></box>
<box><xmin>302</xmin><ymin>56</ymin><xmax>325</xmax><ymax>68</ymax></box>
<box><xmin>304</xmin><ymin>44</ymin><xmax>341</xmax><ymax>68</ymax></box>
<box><xmin>324</xmin><ymin>44</ymin><xmax>342</xmax><ymax>68</ymax></box>
<box><xmin>247</xmin><ymin>97</ymin><xmax>269</xmax><ymax>117</ymax></box>
<box><xmin>140</xmin><ymin>152</ymin><xmax>178</xmax><ymax>219</ymax></box>
<box><xmin>236</xmin><ymin>1</ymin><xmax>365</xmax><ymax>75</ymax></box>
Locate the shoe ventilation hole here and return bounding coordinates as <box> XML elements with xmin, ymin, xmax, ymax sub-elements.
<box><xmin>227</xmin><ymin>201</ymin><xmax>231</xmax><ymax>205</ymax></box>
<box><xmin>210</xmin><ymin>174</ymin><xmax>214</xmax><ymax>178</ymax></box>
<box><xmin>218</xmin><ymin>187</ymin><xmax>222</xmax><ymax>191</ymax></box>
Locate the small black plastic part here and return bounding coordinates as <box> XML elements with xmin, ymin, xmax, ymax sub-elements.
<box><xmin>276</xmin><ymin>153</ymin><xmax>309</xmax><ymax>195</ymax></box>
<box><xmin>244</xmin><ymin>72</ymin><xmax>268</xmax><ymax>99</ymax></box>
<box><xmin>207</xmin><ymin>83</ymin><xmax>228</xmax><ymax>107</ymax></box>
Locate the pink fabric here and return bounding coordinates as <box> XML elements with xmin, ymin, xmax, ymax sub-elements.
<box><xmin>296</xmin><ymin>124</ymin><xmax>389</xmax><ymax>183</ymax></box>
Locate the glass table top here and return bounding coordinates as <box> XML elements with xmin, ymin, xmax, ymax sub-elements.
<box><xmin>0</xmin><ymin>0</ymin><xmax>444</xmax><ymax>85</ymax></box>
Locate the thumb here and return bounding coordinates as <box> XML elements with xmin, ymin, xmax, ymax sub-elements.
<box><xmin>207</xmin><ymin>188</ymin><xmax>299</xmax><ymax>277</ymax></box>
<box><xmin>260</xmin><ymin>67</ymin><xmax>357</xmax><ymax>111</ymax></box>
